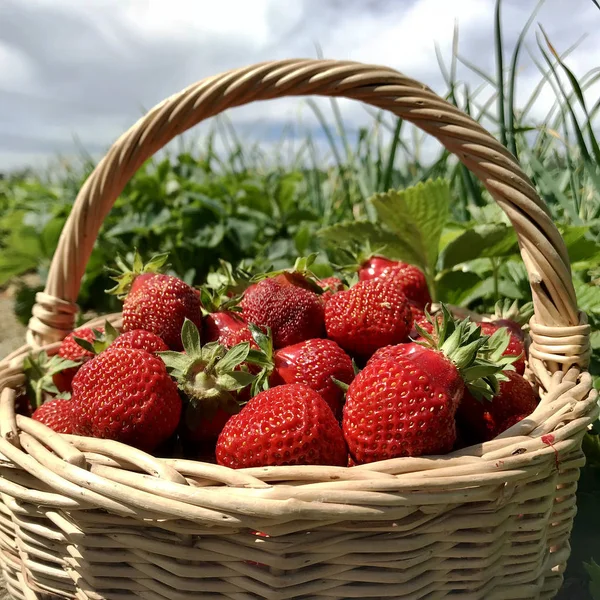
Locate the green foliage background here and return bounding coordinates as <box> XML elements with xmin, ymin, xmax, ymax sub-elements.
<box><xmin>1</xmin><ymin>1</ymin><xmax>600</xmax><ymax>597</ymax></box>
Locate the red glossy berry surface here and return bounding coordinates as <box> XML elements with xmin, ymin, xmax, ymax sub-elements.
<box><xmin>241</xmin><ymin>278</ymin><xmax>325</xmax><ymax>349</ymax></box>
<box><xmin>272</xmin><ymin>339</ymin><xmax>355</xmax><ymax>417</ymax></box>
<box><xmin>216</xmin><ymin>384</ymin><xmax>347</xmax><ymax>469</ymax></box>
<box><xmin>325</xmin><ymin>279</ymin><xmax>411</xmax><ymax>358</ymax></box>
<box><xmin>32</xmin><ymin>399</ymin><xmax>76</xmax><ymax>434</ymax></box>
<box><xmin>343</xmin><ymin>356</ymin><xmax>457</xmax><ymax>464</ymax></box>
<box><xmin>122</xmin><ymin>274</ymin><xmax>202</xmax><ymax>350</ymax></box>
<box><xmin>456</xmin><ymin>371</ymin><xmax>537</xmax><ymax>444</ymax></box>
<box><xmin>111</xmin><ymin>330</ymin><xmax>169</xmax><ymax>353</ymax></box>
<box><xmin>53</xmin><ymin>328</ymin><xmax>100</xmax><ymax>393</ymax></box>
<box><xmin>71</xmin><ymin>348</ymin><xmax>182</xmax><ymax>452</ymax></box>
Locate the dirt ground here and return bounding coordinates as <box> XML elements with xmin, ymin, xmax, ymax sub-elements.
<box><xmin>0</xmin><ymin>296</ymin><xmax>26</xmax><ymax>358</ymax></box>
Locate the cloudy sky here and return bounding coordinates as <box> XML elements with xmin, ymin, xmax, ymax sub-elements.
<box><xmin>0</xmin><ymin>0</ymin><xmax>598</xmax><ymax>171</ymax></box>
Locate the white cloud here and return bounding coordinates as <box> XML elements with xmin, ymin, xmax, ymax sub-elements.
<box><xmin>0</xmin><ymin>0</ymin><xmax>598</xmax><ymax>171</ymax></box>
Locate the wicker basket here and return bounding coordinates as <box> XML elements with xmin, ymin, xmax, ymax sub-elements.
<box><xmin>0</xmin><ymin>59</ymin><xmax>598</xmax><ymax>600</ymax></box>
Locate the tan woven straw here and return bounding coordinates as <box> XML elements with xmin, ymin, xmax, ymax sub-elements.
<box><xmin>0</xmin><ymin>59</ymin><xmax>598</xmax><ymax>600</ymax></box>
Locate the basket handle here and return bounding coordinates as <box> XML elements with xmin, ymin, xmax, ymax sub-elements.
<box><xmin>28</xmin><ymin>59</ymin><xmax>586</xmax><ymax>368</ymax></box>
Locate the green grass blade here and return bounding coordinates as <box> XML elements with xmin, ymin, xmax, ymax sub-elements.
<box><xmin>382</xmin><ymin>117</ymin><xmax>404</xmax><ymax>192</ymax></box>
<box><xmin>540</xmin><ymin>27</ymin><xmax>600</xmax><ymax>166</ymax></box>
<box><xmin>506</xmin><ymin>0</ymin><xmax>545</xmax><ymax>157</ymax></box>
<box><xmin>494</xmin><ymin>0</ymin><xmax>507</xmax><ymax>147</ymax></box>
<box><xmin>537</xmin><ymin>28</ymin><xmax>592</xmax><ymax>164</ymax></box>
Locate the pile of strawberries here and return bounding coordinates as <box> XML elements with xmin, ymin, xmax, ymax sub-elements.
<box><xmin>22</xmin><ymin>252</ymin><xmax>538</xmax><ymax>469</ymax></box>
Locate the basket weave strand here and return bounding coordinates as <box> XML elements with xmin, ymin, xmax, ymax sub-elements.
<box><xmin>0</xmin><ymin>59</ymin><xmax>598</xmax><ymax>600</ymax></box>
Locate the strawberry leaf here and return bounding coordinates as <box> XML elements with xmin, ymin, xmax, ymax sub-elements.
<box><xmin>438</xmin><ymin>223</ymin><xmax>518</xmax><ymax>270</ymax></box>
<box><xmin>369</xmin><ymin>179</ymin><xmax>450</xmax><ymax>286</ymax></box>
<box><xmin>318</xmin><ymin>222</ymin><xmax>405</xmax><ymax>260</ymax></box>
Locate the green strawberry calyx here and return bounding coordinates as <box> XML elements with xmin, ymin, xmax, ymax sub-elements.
<box><xmin>492</xmin><ymin>299</ymin><xmax>534</xmax><ymax>327</ymax></box>
<box><xmin>105</xmin><ymin>250</ymin><xmax>169</xmax><ymax>299</ymax></box>
<box><xmin>158</xmin><ymin>319</ymin><xmax>256</xmax><ymax>423</ymax></box>
<box><xmin>414</xmin><ymin>304</ymin><xmax>519</xmax><ymax>401</ymax></box>
<box><xmin>72</xmin><ymin>321</ymin><xmax>120</xmax><ymax>355</ymax></box>
<box><xmin>198</xmin><ymin>284</ymin><xmax>243</xmax><ymax>317</ymax></box>
<box><xmin>242</xmin><ymin>323</ymin><xmax>277</xmax><ymax>396</ymax></box>
<box><xmin>22</xmin><ymin>351</ymin><xmax>78</xmax><ymax>409</ymax></box>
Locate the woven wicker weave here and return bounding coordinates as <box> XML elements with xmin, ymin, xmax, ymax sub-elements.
<box><xmin>0</xmin><ymin>59</ymin><xmax>598</xmax><ymax>600</ymax></box>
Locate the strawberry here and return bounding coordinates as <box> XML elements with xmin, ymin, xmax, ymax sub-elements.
<box><xmin>456</xmin><ymin>371</ymin><xmax>538</xmax><ymax>444</ymax></box>
<box><xmin>342</xmin><ymin>307</ymin><xmax>516</xmax><ymax>464</ymax></box>
<box><xmin>158</xmin><ymin>319</ymin><xmax>257</xmax><ymax>444</ymax></box>
<box><xmin>108</xmin><ymin>252</ymin><xmax>202</xmax><ymax>350</ymax></box>
<box><xmin>52</xmin><ymin>328</ymin><xmax>103</xmax><ymax>393</ymax></box>
<box><xmin>32</xmin><ymin>398</ymin><xmax>76</xmax><ymax>434</ymax></box>
<box><xmin>246</xmin><ymin>326</ymin><xmax>355</xmax><ymax>418</ymax></box>
<box><xmin>203</xmin><ymin>311</ymin><xmax>248</xmax><ymax>347</ymax></box>
<box><xmin>317</xmin><ymin>277</ymin><xmax>345</xmax><ymax>303</ymax></box>
<box><xmin>215</xmin><ymin>384</ymin><xmax>347</xmax><ymax>469</ymax></box>
<box><xmin>408</xmin><ymin>302</ymin><xmax>436</xmax><ymax>338</ymax></box>
<box><xmin>489</xmin><ymin>299</ymin><xmax>533</xmax><ymax>341</ymax></box>
<box><xmin>497</xmin><ymin>412</ymin><xmax>531</xmax><ymax>434</ymax></box>
<box><xmin>71</xmin><ymin>348</ymin><xmax>182</xmax><ymax>452</ymax></box>
<box><xmin>358</xmin><ymin>256</ymin><xmax>399</xmax><ymax>281</ymax></box>
<box><xmin>110</xmin><ymin>330</ymin><xmax>169</xmax><ymax>353</ymax></box>
<box><xmin>359</xmin><ymin>257</ymin><xmax>431</xmax><ymax>308</ymax></box>
<box><xmin>325</xmin><ymin>279</ymin><xmax>412</xmax><ymax>358</ymax></box>
<box><xmin>66</xmin><ymin>321</ymin><xmax>169</xmax><ymax>357</ymax></box>
<box><xmin>241</xmin><ymin>278</ymin><xmax>325</xmax><ymax>349</ymax></box>
<box><xmin>479</xmin><ymin>322</ymin><xmax>526</xmax><ymax>375</ymax></box>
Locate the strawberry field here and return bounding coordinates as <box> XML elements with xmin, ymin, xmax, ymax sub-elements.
<box><xmin>1</xmin><ymin>9</ymin><xmax>600</xmax><ymax>600</ymax></box>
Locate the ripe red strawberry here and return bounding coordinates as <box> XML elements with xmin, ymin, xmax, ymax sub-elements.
<box><xmin>110</xmin><ymin>330</ymin><xmax>169</xmax><ymax>353</ymax></box>
<box><xmin>368</xmin><ymin>342</ymin><xmax>463</xmax><ymax>411</ymax></box>
<box><xmin>159</xmin><ymin>319</ymin><xmax>256</xmax><ymax>444</ymax></box>
<box><xmin>216</xmin><ymin>384</ymin><xmax>347</xmax><ymax>469</ymax></box>
<box><xmin>456</xmin><ymin>371</ymin><xmax>538</xmax><ymax>444</ymax></box>
<box><xmin>241</xmin><ymin>278</ymin><xmax>325</xmax><ymax>348</ymax></box>
<box><xmin>317</xmin><ymin>277</ymin><xmax>345</xmax><ymax>302</ymax></box>
<box><xmin>358</xmin><ymin>256</ymin><xmax>398</xmax><ymax>281</ymax></box>
<box><xmin>325</xmin><ymin>279</ymin><xmax>412</xmax><ymax>358</ymax></box>
<box><xmin>359</xmin><ymin>257</ymin><xmax>431</xmax><ymax>308</ymax></box>
<box><xmin>488</xmin><ymin>299</ymin><xmax>532</xmax><ymax>342</ymax></box>
<box><xmin>32</xmin><ymin>398</ymin><xmax>76</xmax><ymax>434</ymax></box>
<box><xmin>108</xmin><ymin>252</ymin><xmax>202</xmax><ymax>350</ymax></box>
<box><xmin>344</xmin><ymin>356</ymin><xmax>458</xmax><ymax>462</ymax></box>
<box><xmin>121</xmin><ymin>274</ymin><xmax>202</xmax><ymax>350</ymax></box>
<box><xmin>343</xmin><ymin>307</ymin><xmax>516</xmax><ymax>464</ymax></box>
<box><xmin>408</xmin><ymin>302</ymin><xmax>437</xmax><ymax>338</ymax></box>
<box><xmin>272</xmin><ymin>339</ymin><xmax>355</xmax><ymax>417</ymax></box>
<box><xmin>71</xmin><ymin>348</ymin><xmax>182</xmax><ymax>452</ymax></box>
<box><xmin>479</xmin><ymin>322</ymin><xmax>526</xmax><ymax>375</ymax></box>
<box><xmin>203</xmin><ymin>311</ymin><xmax>248</xmax><ymax>346</ymax></box>
<box><xmin>497</xmin><ymin>412</ymin><xmax>530</xmax><ymax>434</ymax></box>
<box><xmin>52</xmin><ymin>328</ymin><xmax>102</xmax><ymax>393</ymax></box>
<box><xmin>247</xmin><ymin>327</ymin><xmax>355</xmax><ymax>418</ymax></box>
